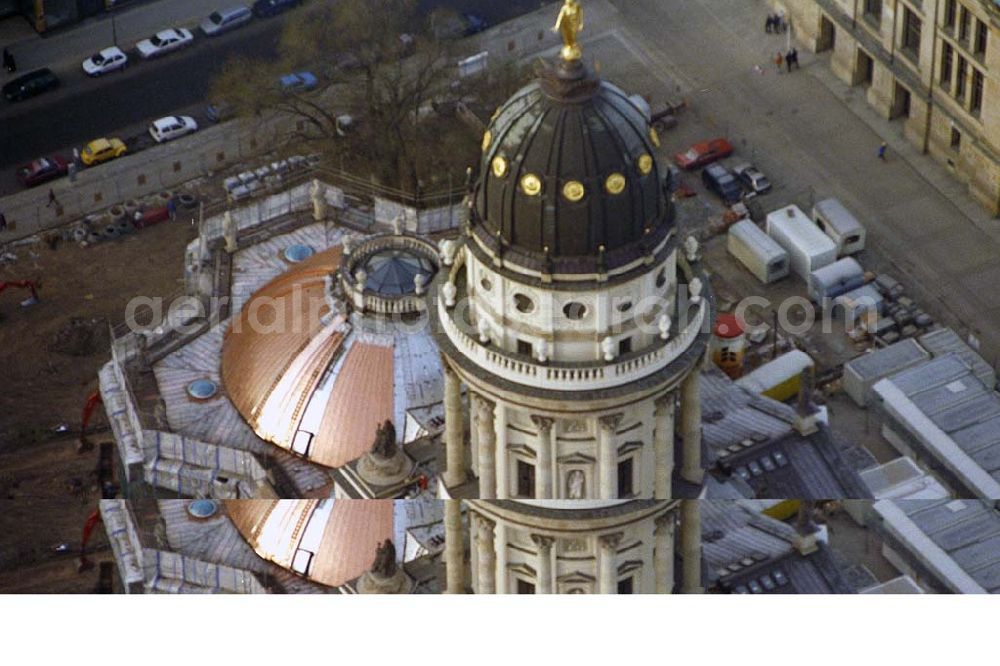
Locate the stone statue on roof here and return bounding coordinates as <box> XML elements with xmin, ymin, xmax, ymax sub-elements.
<box><xmin>371</xmin><ymin>419</ymin><xmax>397</xmax><ymax>459</ymax></box>
<box><xmin>371</xmin><ymin>538</ymin><xmax>397</xmax><ymax>578</ymax></box>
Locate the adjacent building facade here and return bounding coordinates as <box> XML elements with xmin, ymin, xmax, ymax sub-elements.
<box><xmin>775</xmin><ymin>0</ymin><xmax>1000</xmax><ymax>213</ymax></box>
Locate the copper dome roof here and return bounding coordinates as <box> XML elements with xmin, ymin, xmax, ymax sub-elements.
<box><xmin>473</xmin><ymin>59</ymin><xmax>671</xmax><ymax>273</ymax></box>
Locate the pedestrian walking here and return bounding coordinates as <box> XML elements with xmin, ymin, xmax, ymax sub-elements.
<box><xmin>786</xmin><ymin>49</ymin><xmax>793</xmax><ymax>72</ymax></box>
<box><xmin>877</xmin><ymin>141</ymin><xmax>888</xmax><ymax>161</ymax></box>
<box><xmin>774</xmin><ymin>51</ymin><xmax>784</xmax><ymax>73</ymax></box>
<box><xmin>47</xmin><ymin>188</ymin><xmax>59</xmax><ymax>207</ymax></box>
<box><xmin>765</xmin><ymin>14</ymin><xmax>774</xmax><ymax>33</ymax></box>
<box><xmin>789</xmin><ymin>48</ymin><xmax>800</xmax><ymax>70</ymax></box>
<box><xmin>167</xmin><ymin>197</ymin><xmax>177</xmax><ymax>220</ymax></box>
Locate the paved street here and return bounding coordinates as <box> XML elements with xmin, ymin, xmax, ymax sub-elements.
<box><xmin>595</xmin><ymin>0</ymin><xmax>1000</xmax><ymax>362</ymax></box>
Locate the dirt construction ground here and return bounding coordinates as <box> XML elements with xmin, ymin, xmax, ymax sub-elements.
<box><xmin>0</xmin><ymin>216</ymin><xmax>197</xmax><ymax>591</ymax></box>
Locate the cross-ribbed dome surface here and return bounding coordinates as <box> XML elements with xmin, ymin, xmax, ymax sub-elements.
<box><xmin>474</xmin><ymin>61</ymin><xmax>670</xmax><ymax>268</ymax></box>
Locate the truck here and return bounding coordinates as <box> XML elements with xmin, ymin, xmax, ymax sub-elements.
<box><xmin>727</xmin><ymin>220</ymin><xmax>789</xmax><ymax>284</ymax></box>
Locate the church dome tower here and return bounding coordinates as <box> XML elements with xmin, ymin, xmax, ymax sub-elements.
<box><xmin>431</xmin><ymin>4</ymin><xmax>712</xmax><ymax>500</ymax></box>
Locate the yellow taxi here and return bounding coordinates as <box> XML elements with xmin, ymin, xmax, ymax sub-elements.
<box><xmin>80</xmin><ymin>137</ymin><xmax>127</xmax><ymax>166</ymax></box>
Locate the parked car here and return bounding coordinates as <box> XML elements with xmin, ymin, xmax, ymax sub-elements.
<box><xmin>16</xmin><ymin>155</ymin><xmax>69</xmax><ymax>187</ymax></box>
<box><xmin>82</xmin><ymin>47</ymin><xmax>128</xmax><ymax>76</ymax></box>
<box><xmin>206</xmin><ymin>100</ymin><xmax>235</xmax><ymax>123</ymax></box>
<box><xmin>279</xmin><ymin>71</ymin><xmax>318</xmax><ymax>92</ymax></box>
<box><xmin>252</xmin><ymin>0</ymin><xmax>301</xmax><ymax>18</ymax></box>
<box><xmin>81</xmin><ymin>138</ymin><xmax>127</xmax><ymax>166</ymax></box>
<box><xmin>732</xmin><ymin>163</ymin><xmax>772</xmax><ymax>196</ymax></box>
<box><xmin>149</xmin><ymin>115</ymin><xmax>199</xmax><ymax>143</ymax></box>
<box><xmin>2</xmin><ymin>68</ymin><xmax>60</xmax><ymax>102</ymax></box>
<box><xmin>200</xmin><ymin>6</ymin><xmax>253</xmax><ymax>36</ymax></box>
<box><xmin>673</xmin><ymin>137</ymin><xmax>733</xmax><ymax>170</ymax></box>
<box><xmin>701</xmin><ymin>163</ymin><xmax>743</xmax><ymax>204</ymax></box>
<box><xmin>135</xmin><ymin>28</ymin><xmax>194</xmax><ymax>59</ymax></box>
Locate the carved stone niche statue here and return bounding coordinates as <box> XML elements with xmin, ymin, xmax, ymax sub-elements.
<box><xmin>371</xmin><ymin>419</ymin><xmax>397</xmax><ymax>459</ymax></box>
<box><xmin>357</xmin><ymin>538</ymin><xmax>411</xmax><ymax>594</ymax></box>
<box><xmin>567</xmin><ymin>470</ymin><xmax>585</xmax><ymax>499</ymax></box>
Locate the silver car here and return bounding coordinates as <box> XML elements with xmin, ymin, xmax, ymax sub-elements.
<box><xmin>200</xmin><ymin>6</ymin><xmax>252</xmax><ymax>36</ymax></box>
<box><xmin>732</xmin><ymin>163</ymin><xmax>772</xmax><ymax>196</ymax></box>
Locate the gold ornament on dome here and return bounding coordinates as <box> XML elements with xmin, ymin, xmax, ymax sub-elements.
<box><xmin>638</xmin><ymin>154</ymin><xmax>654</xmax><ymax>175</ymax></box>
<box><xmin>605</xmin><ymin>173</ymin><xmax>626</xmax><ymax>195</ymax></box>
<box><xmin>553</xmin><ymin>0</ymin><xmax>585</xmax><ymax>62</ymax></box>
<box><xmin>649</xmin><ymin>127</ymin><xmax>661</xmax><ymax>147</ymax></box>
<box><xmin>521</xmin><ymin>173</ymin><xmax>543</xmax><ymax>196</ymax></box>
<box><xmin>492</xmin><ymin>156</ymin><xmax>509</xmax><ymax>178</ymax></box>
<box><xmin>563</xmin><ymin>180</ymin><xmax>586</xmax><ymax>202</ymax></box>
<box><xmin>482</xmin><ymin>130</ymin><xmax>493</xmax><ymax>152</ymax></box>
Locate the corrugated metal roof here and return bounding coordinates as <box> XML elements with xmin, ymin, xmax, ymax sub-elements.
<box><xmin>845</xmin><ymin>339</ymin><xmax>929</xmax><ymax>382</ymax></box>
<box><xmin>919</xmin><ymin>328</ymin><xmax>996</xmax><ymax>390</ymax></box>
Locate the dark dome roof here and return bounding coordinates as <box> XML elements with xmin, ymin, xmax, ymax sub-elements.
<box><xmin>472</xmin><ymin>60</ymin><xmax>671</xmax><ymax>272</ymax></box>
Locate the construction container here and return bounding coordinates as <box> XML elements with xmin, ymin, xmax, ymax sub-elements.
<box><xmin>736</xmin><ymin>349</ymin><xmax>814</xmax><ymax>402</ymax></box>
<box><xmin>765</xmin><ymin>205</ymin><xmax>837</xmax><ymax>279</ymax></box>
<box><xmin>726</xmin><ymin>219</ymin><xmax>789</xmax><ymax>284</ymax></box>
<box><xmin>808</xmin><ymin>257</ymin><xmax>865</xmax><ymax>303</ymax></box>
<box><xmin>812</xmin><ymin>197</ymin><xmax>866</xmax><ymax>256</ymax></box>
<box><xmin>842</xmin><ymin>338</ymin><xmax>931</xmax><ymax>407</ymax></box>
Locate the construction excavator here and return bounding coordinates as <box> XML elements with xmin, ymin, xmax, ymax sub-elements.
<box><xmin>78</xmin><ymin>509</ymin><xmax>102</xmax><ymax>573</ymax></box>
<box><xmin>0</xmin><ymin>280</ymin><xmax>39</xmax><ymax>310</ymax></box>
<box><xmin>79</xmin><ymin>391</ymin><xmax>103</xmax><ymax>452</ymax></box>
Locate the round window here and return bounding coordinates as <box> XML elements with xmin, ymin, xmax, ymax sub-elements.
<box><xmin>655</xmin><ymin>268</ymin><xmax>667</xmax><ymax>288</ymax></box>
<box><xmin>480</xmin><ymin>276</ymin><xmax>492</xmax><ymax>292</ymax></box>
<box><xmin>514</xmin><ymin>293</ymin><xmax>535</xmax><ymax>314</ymax></box>
<box><xmin>617</xmin><ymin>301</ymin><xmax>633</xmax><ymax>313</ymax></box>
<box><xmin>563</xmin><ymin>301</ymin><xmax>588</xmax><ymax>320</ymax></box>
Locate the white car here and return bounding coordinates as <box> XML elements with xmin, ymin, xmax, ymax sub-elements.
<box><xmin>149</xmin><ymin>115</ymin><xmax>199</xmax><ymax>143</ymax></box>
<box><xmin>135</xmin><ymin>28</ymin><xmax>194</xmax><ymax>59</ymax></box>
<box><xmin>82</xmin><ymin>47</ymin><xmax>128</xmax><ymax>76</ymax></box>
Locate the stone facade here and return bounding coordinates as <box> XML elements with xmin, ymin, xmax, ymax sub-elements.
<box><xmin>775</xmin><ymin>0</ymin><xmax>1000</xmax><ymax>213</ymax></box>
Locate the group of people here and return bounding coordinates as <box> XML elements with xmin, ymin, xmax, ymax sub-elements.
<box><xmin>2</xmin><ymin>47</ymin><xmax>16</xmax><ymax>74</ymax></box>
<box><xmin>775</xmin><ymin>48</ymin><xmax>800</xmax><ymax>73</ymax></box>
<box><xmin>764</xmin><ymin>12</ymin><xmax>788</xmax><ymax>34</ymax></box>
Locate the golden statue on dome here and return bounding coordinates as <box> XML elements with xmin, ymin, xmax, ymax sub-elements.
<box><xmin>553</xmin><ymin>0</ymin><xmax>585</xmax><ymax>61</ymax></box>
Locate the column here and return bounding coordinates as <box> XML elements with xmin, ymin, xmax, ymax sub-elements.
<box><xmin>444</xmin><ymin>500</ymin><xmax>465</xmax><ymax>594</ymax></box>
<box><xmin>442</xmin><ymin>361</ymin><xmax>467</xmax><ymax>488</ymax></box>
<box><xmin>531</xmin><ymin>534</ymin><xmax>554</xmax><ymax>594</ymax></box>
<box><xmin>598</xmin><ymin>532</ymin><xmax>623</xmax><ymax>594</ymax></box>
<box><xmin>494</xmin><ymin>404</ymin><xmax>509</xmax><ymax>499</ymax></box>
<box><xmin>473</xmin><ymin>395</ymin><xmax>496</xmax><ymax>499</ymax></box>
<box><xmin>531</xmin><ymin>415</ymin><xmax>555</xmax><ymax>498</ymax></box>
<box><xmin>654</xmin><ymin>395</ymin><xmax>675</xmax><ymax>498</ymax></box>
<box><xmin>655</xmin><ymin>513</ymin><xmax>675</xmax><ymax>594</ymax></box>
<box><xmin>598</xmin><ymin>414</ymin><xmax>623</xmax><ymax>499</ymax></box>
<box><xmin>680</xmin><ymin>370</ymin><xmax>703</xmax><ymax>483</ymax></box>
<box><xmin>680</xmin><ymin>499</ymin><xmax>702</xmax><ymax>594</ymax></box>
<box><xmin>474</xmin><ymin>513</ymin><xmax>496</xmax><ymax>594</ymax></box>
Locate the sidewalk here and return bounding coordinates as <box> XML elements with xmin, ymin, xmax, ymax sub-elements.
<box><xmin>0</xmin><ymin>0</ymin><xmax>211</xmax><ymax>73</ymax></box>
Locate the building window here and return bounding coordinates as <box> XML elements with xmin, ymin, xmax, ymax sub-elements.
<box><xmin>940</xmin><ymin>42</ymin><xmax>953</xmax><ymax>87</ymax></box>
<box><xmin>563</xmin><ymin>301</ymin><xmax>588</xmax><ymax>320</ymax></box>
<box><xmin>618</xmin><ymin>337</ymin><xmax>632</xmax><ymax>356</ymax></box>
<box><xmin>970</xmin><ymin>69</ymin><xmax>984</xmax><ymax>115</ymax></box>
<box><xmin>517</xmin><ymin>339</ymin><xmax>533</xmax><ymax>357</ymax></box>
<box><xmin>617</xmin><ymin>577</ymin><xmax>634</xmax><ymax>594</ymax></box>
<box><xmin>517</xmin><ymin>459</ymin><xmax>535</xmax><ymax>497</ymax></box>
<box><xmin>863</xmin><ymin>0</ymin><xmax>882</xmax><ymax>23</ymax></box>
<box><xmin>944</xmin><ymin>0</ymin><xmax>957</xmax><ymax>29</ymax></box>
<box><xmin>617</xmin><ymin>458</ymin><xmax>634</xmax><ymax>498</ymax></box>
<box><xmin>958</xmin><ymin>7</ymin><xmax>970</xmax><ymax>43</ymax></box>
<box><xmin>974</xmin><ymin>20</ymin><xmax>987</xmax><ymax>56</ymax></box>
<box><xmin>950</xmin><ymin>127</ymin><xmax>962</xmax><ymax>149</ymax></box>
<box><xmin>956</xmin><ymin>56</ymin><xmax>968</xmax><ymax>100</ymax></box>
<box><xmin>513</xmin><ymin>293</ymin><xmax>535</xmax><ymax>313</ymax></box>
<box><xmin>516</xmin><ymin>579</ymin><xmax>535</xmax><ymax>594</ymax></box>
<box><xmin>901</xmin><ymin>8</ymin><xmax>922</xmax><ymax>58</ymax></box>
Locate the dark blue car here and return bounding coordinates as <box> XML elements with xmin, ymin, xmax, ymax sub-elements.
<box><xmin>252</xmin><ymin>0</ymin><xmax>301</xmax><ymax>18</ymax></box>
